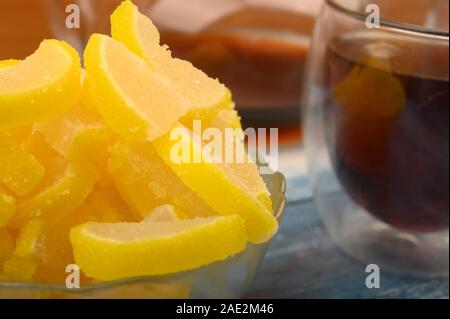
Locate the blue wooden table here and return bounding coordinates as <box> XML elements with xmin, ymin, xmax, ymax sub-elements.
<box><xmin>245</xmin><ymin>146</ymin><xmax>449</xmax><ymax>299</ymax></box>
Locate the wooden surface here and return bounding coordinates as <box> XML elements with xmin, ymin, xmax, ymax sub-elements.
<box><xmin>245</xmin><ymin>196</ymin><xmax>449</xmax><ymax>299</ymax></box>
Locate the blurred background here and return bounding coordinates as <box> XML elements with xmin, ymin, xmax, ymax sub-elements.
<box><xmin>0</xmin><ymin>0</ymin><xmax>322</xmax><ymax>137</ymax></box>
<box><xmin>1</xmin><ymin>0</ymin><xmax>448</xmax><ymax>193</ymax></box>
<box><xmin>0</xmin><ymin>0</ymin><xmax>446</xmax><ymax>132</ymax></box>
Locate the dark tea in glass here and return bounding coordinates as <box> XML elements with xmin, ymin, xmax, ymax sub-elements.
<box><xmin>326</xmin><ymin>31</ymin><xmax>449</xmax><ymax>232</ymax></box>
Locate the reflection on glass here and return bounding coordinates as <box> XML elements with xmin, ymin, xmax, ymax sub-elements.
<box><xmin>303</xmin><ymin>0</ymin><xmax>449</xmax><ymax>277</ymax></box>
<box><xmin>327</xmin><ymin>32</ymin><xmax>449</xmax><ymax>232</ymax></box>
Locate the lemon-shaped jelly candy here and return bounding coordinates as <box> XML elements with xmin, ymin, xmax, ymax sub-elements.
<box><xmin>108</xmin><ymin>141</ymin><xmax>215</xmax><ymax>218</ymax></box>
<box><xmin>152</xmin><ymin>124</ymin><xmax>278</xmax><ymax>244</ymax></box>
<box><xmin>71</xmin><ymin>215</ymin><xmax>247</xmax><ymax>280</ymax></box>
<box><xmin>111</xmin><ymin>0</ymin><xmax>231</xmax><ymax>113</ymax></box>
<box><xmin>84</xmin><ymin>34</ymin><xmax>189</xmax><ymax>142</ymax></box>
<box><xmin>10</xmin><ymin>161</ymin><xmax>98</xmax><ymax>227</ymax></box>
<box><xmin>0</xmin><ymin>40</ymin><xmax>82</xmax><ymax>128</ymax></box>
<box><xmin>0</xmin><ymin>189</ymin><xmax>15</xmax><ymax>227</ymax></box>
<box><xmin>0</xmin><ymin>131</ymin><xmax>45</xmax><ymax>196</ymax></box>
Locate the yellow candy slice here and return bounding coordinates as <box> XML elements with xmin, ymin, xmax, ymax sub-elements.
<box><xmin>13</xmin><ymin>132</ymin><xmax>95</xmax><ymax>280</ymax></box>
<box><xmin>1</xmin><ymin>257</ymin><xmax>36</xmax><ymax>282</ymax></box>
<box><xmin>144</xmin><ymin>205</ymin><xmax>187</xmax><ymax>222</ymax></box>
<box><xmin>10</xmin><ymin>161</ymin><xmax>99</xmax><ymax>227</ymax></box>
<box><xmin>1</xmin><ymin>219</ymin><xmax>41</xmax><ymax>281</ymax></box>
<box><xmin>202</xmin><ymin>108</ymin><xmax>242</xmax><ymax>131</ymax></box>
<box><xmin>157</xmin><ymin>55</ymin><xmax>232</xmax><ymax>113</ymax></box>
<box><xmin>109</xmin><ymin>141</ymin><xmax>216</xmax><ymax>218</ymax></box>
<box><xmin>70</xmin><ymin>215</ymin><xmax>247</xmax><ymax>280</ymax></box>
<box><xmin>108</xmin><ymin>146</ymin><xmax>159</xmax><ymax>216</ymax></box>
<box><xmin>0</xmin><ymin>40</ymin><xmax>82</xmax><ymax>128</ymax></box>
<box><xmin>32</xmin><ymin>190</ymin><xmax>129</xmax><ymax>285</ymax></box>
<box><xmin>223</xmin><ymin>160</ymin><xmax>273</xmax><ymax>212</ymax></box>
<box><xmin>180</xmin><ymin>105</ymin><xmax>241</xmax><ymax>131</ymax></box>
<box><xmin>181</xmin><ymin>106</ymin><xmax>272</xmax><ymax>210</ymax></box>
<box><xmin>192</xmin><ymin>108</ymin><xmax>272</xmax><ymax>210</ymax></box>
<box><xmin>0</xmin><ymin>228</ymin><xmax>14</xmax><ymax>267</ymax></box>
<box><xmin>0</xmin><ymin>189</ymin><xmax>15</xmax><ymax>227</ymax></box>
<box><xmin>180</xmin><ymin>106</ymin><xmax>272</xmax><ymax>211</ymax></box>
<box><xmin>0</xmin><ymin>59</ymin><xmax>20</xmax><ymax>70</ymax></box>
<box><xmin>152</xmin><ymin>124</ymin><xmax>278</xmax><ymax>244</ymax></box>
<box><xmin>31</xmin><ymin>210</ymin><xmax>95</xmax><ymax>285</ymax></box>
<box><xmin>85</xmin><ymin>174</ymin><xmax>138</xmax><ymax>223</ymax></box>
<box><xmin>84</xmin><ymin>33</ymin><xmax>189</xmax><ymax>142</ymax></box>
<box><xmin>0</xmin><ymin>131</ymin><xmax>45</xmax><ymax>196</ymax></box>
<box><xmin>20</xmin><ymin>132</ymin><xmax>67</xmax><ymax>198</ymax></box>
<box><xmin>110</xmin><ymin>0</ymin><xmax>162</xmax><ymax>68</ymax></box>
<box><xmin>111</xmin><ymin>0</ymin><xmax>231</xmax><ymax>112</ymax></box>
<box><xmin>14</xmin><ymin>219</ymin><xmax>42</xmax><ymax>259</ymax></box>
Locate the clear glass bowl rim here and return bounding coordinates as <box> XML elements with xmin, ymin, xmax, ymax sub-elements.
<box><xmin>326</xmin><ymin>0</ymin><xmax>449</xmax><ymax>38</ymax></box>
<box><xmin>0</xmin><ymin>171</ymin><xmax>287</xmax><ymax>296</ymax></box>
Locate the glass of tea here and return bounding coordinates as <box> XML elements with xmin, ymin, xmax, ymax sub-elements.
<box><xmin>303</xmin><ymin>0</ymin><xmax>449</xmax><ymax>277</ymax></box>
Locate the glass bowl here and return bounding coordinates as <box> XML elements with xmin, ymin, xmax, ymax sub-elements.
<box><xmin>0</xmin><ymin>172</ymin><xmax>286</xmax><ymax>299</ymax></box>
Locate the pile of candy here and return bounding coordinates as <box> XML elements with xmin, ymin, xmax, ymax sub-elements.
<box><xmin>0</xmin><ymin>1</ymin><xmax>277</xmax><ymax>284</ymax></box>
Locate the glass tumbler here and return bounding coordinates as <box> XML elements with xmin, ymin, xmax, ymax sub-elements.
<box><xmin>303</xmin><ymin>0</ymin><xmax>449</xmax><ymax>277</ymax></box>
